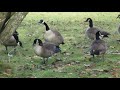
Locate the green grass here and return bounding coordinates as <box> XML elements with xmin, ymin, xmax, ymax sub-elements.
<box><xmin>0</xmin><ymin>12</ymin><xmax>120</xmax><ymax>78</ymax></box>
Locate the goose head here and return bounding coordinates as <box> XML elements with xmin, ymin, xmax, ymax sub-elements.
<box><xmin>33</xmin><ymin>39</ymin><xmax>43</xmax><ymax>46</ymax></box>
<box><xmin>38</xmin><ymin>19</ymin><xmax>45</xmax><ymax>24</ymax></box>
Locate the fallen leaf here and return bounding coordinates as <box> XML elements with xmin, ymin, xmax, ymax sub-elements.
<box><xmin>66</xmin><ymin>53</ymin><xmax>71</xmax><ymax>56</ymax></box>
<box><xmin>117</xmin><ymin>61</ymin><xmax>120</xmax><ymax>64</ymax></box>
<box><xmin>84</xmin><ymin>64</ymin><xmax>91</xmax><ymax>67</ymax></box>
<box><xmin>92</xmin><ymin>69</ymin><xmax>104</xmax><ymax>72</ymax></box>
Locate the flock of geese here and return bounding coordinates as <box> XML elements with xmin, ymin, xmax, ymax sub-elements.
<box><xmin>1</xmin><ymin>14</ymin><xmax>120</xmax><ymax>64</ymax></box>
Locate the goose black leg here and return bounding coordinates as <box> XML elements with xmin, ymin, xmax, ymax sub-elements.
<box><xmin>42</xmin><ymin>58</ymin><xmax>48</xmax><ymax>65</ymax></box>
<box><xmin>5</xmin><ymin>46</ymin><xmax>8</xmax><ymax>54</ymax></box>
<box><xmin>45</xmin><ymin>58</ymin><xmax>49</xmax><ymax>65</ymax></box>
<box><xmin>42</xmin><ymin>58</ymin><xmax>46</xmax><ymax>64</ymax></box>
<box><xmin>14</xmin><ymin>46</ymin><xmax>16</xmax><ymax>54</ymax></box>
<box><xmin>102</xmin><ymin>54</ymin><xmax>105</xmax><ymax>61</ymax></box>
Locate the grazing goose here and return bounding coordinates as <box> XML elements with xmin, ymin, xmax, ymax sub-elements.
<box><xmin>3</xmin><ymin>31</ymin><xmax>23</xmax><ymax>53</ymax></box>
<box><xmin>38</xmin><ymin>19</ymin><xmax>64</xmax><ymax>46</ymax></box>
<box><xmin>85</xmin><ymin>18</ymin><xmax>110</xmax><ymax>40</ymax></box>
<box><xmin>33</xmin><ymin>39</ymin><xmax>61</xmax><ymax>64</ymax></box>
<box><xmin>90</xmin><ymin>31</ymin><xmax>107</xmax><ymax>59</ymax></box>
<box><xmin>117</xmin><ymin>14</ymin><xmax>120</xmax><ymax>19</ymax></box>
<box><xmin>118</xmin><ymin>24</ymin><xmax>120</xmax><ymax>34</ymax></box>
<box><xmin>117</xmin><ymin>14</ymin><xmax>120</xmax><ymax>33</ymax></box>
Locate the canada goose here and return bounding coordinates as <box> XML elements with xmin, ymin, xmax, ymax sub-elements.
<box><xmin>117</xmin><ymin>14</ymin><xmax>120</xmax><ymax>33</ymax></box>
<box><xmin>90</xmin><ymin>31</ymin><xmax>107</xmax><ymax>59</ymax></box>
<box><xmin>38</xmin><ymin>19</ymin><xmax>64</xmax><ymax>46</ymax></box>
<box><xmin>85</xmin><ymin>18</ymin><xmax>110</xmax><ymax>40</ymax></box>
<box><xmin>3</xmin><ymin>31</ymin><xmax>23</xmax><ymax>53</ymax></box>
<box><xmin>33</xmin><ymin>39</ymin><xmax>61</xmax><ymax>64</ymax></box>
<box><xmin>117</xmin><ymin>14</ymin><xmax>120</xmax><ymax>19</ymax></box>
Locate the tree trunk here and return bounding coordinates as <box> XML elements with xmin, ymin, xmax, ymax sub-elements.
<box><xmin>0</xmin><ymin>12</ymin><xmax>28</xmax><ymax>44</ymax></box>
<box><xmin>0</xmin><ymin>12</ymin><xmax>15</xmax><ymax>33</ymax></box>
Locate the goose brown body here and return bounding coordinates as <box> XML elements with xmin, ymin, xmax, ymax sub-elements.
<box><xmin>44</xmin><ymin>29</ymin><xmax>64</xmax><ymax>46</ymax></box>
<box><xmin>33</xmin><ymin>39</ymin><xmax>61</xmax><ymax>58</ymax></box>
<box><xmin>90</xmin><ymin>31</ymin><xmax>107</xmax><ymax>57</ymax></box>
<box><xmin>39</xmin><ymin>20</ymin><xmax>64</xmax><ymax>46</ymax></box>
<box><xmin>85</xmin><ymin>18</ymin><xmax>110</xmax><ymax>40</ymax></box>
<box><xmin>2</xmin><ymin>31</ymin><xmax>23</xmax><ymax>52</ymax></box>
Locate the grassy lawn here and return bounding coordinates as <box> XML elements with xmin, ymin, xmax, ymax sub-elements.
<box><xmin>0</xmin><ymin>12</ymin><xmax>120</xmax><ymax>78</ymax></box>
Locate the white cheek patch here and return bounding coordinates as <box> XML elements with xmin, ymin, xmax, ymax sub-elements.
<box><xmin>98</xmin><ymin>32</ymin><xmax>103</xmax><ymax>39</ymax></box>
<box><xmin>36</xmin><ymin>40</ymin><xmax>39</xmax><ymax>44</ymax></box>
<box><xmin>99</xmin><ymin>35</ymin><xmax>104</xmax><ymax>39</ymax></box>
<box><xmin>42</xmin><ymin>21</ymin><xmax>45</xmax><ymax>24</ymax></box>
<box><xmin>99</xmin><ymin>36</ymin><xmax>102</xmax><ymax>39</ymax></box>
<box><xmin>17</xmin><ymin>42</ymin><xmax>20</xmax><ymax>46</ymax></box>
<box><xmin>101</xmin><ymin>35</ymin><xmax>104</xmax><ymax>37</ymax></box>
